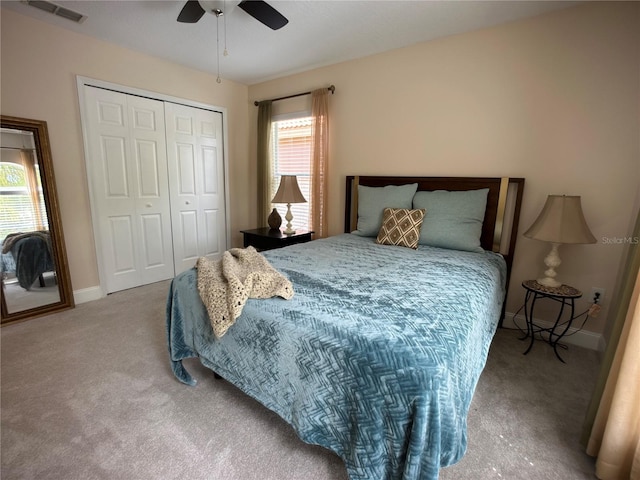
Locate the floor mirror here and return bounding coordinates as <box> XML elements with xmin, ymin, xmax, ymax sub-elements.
<box><xmin>1</xmin><ymin>115</ymin><xmax>74</xmax><ymax>324</ymax></box>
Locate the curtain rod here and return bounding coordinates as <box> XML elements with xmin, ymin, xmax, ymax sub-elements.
<box><xmin>253</xmin><ymin>85</ymin><xmax>335</xmax><ymax>106</ymax></box>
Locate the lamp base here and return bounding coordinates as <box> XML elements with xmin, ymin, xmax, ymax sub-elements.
<box><xmin>537</xmin><ymin>242</ymin><xmax>562</xmax><ymax>288</ymax></box>
<box><xmin>283</xmin><ymin>203</ymin><xmax>295</xmax><ymax>235</ymax></box>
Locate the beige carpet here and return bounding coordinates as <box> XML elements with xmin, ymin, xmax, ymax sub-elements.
<box><xmin>1</xmin><ymin>279</ymin><xmax>599</xmax><ymax>479</ymax></box>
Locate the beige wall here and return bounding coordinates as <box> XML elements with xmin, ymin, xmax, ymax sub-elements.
<box><xmin>248</xmin><ymin>2</ymin><xmax>640</xmax><ymax>335</ymax></box>
<box><xmin>1</xmin><ymin>8</ymin><xmax>252</xmax><ymax>293</ymax></box>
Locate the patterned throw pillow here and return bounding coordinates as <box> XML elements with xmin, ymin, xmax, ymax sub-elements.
<box><xmin>376</xmin><ymin>208</ymin><xmax>426</xmax><ymax>249</ymax></box>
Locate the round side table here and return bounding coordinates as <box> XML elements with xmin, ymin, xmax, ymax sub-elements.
<box><xmin>521</xmin><ymin>280</ymin><xmax>582</xmax><ymax>363</ymax></box>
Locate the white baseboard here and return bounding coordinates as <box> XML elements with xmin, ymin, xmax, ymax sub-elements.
<box><xmin>503</xmin><ymin>311</ymin><xmax>605</xmax><ymax>352</ymax></box>
<box><xmin>73</xmin><ymin>286</ymin><xmax>103</xmax><ymax>305</ymax></box>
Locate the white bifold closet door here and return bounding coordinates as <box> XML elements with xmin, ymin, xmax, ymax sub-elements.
<box><xmin>165</xmin><ymin>103</ymin><xmax>226</xmax><ymax>274</ymax></box>
<box><xmin>84</xmin><ymin>87</ymin><xmax>174</xmax><ymax>293</ymax></box>
<box><xmin>83</xmin><ymin>86</ymin><xmax>226</xmax><ymax>294</ymax></box>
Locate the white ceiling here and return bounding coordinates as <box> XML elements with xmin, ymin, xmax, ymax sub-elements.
<box><xmin>3</xmin><ymin>0</ymin><xmax>579</xmax><ymax>85</ymax></box>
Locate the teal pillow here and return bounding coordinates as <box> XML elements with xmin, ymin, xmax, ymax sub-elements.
<box><xmin>412</xmin><ymin>189</ymin><xmax>489</xmax><ymax>252</ymax></box>
<box><xmin>352</xmin><ymin>183</ymin><xmax>418</xmax><ymax>237</ymax></box>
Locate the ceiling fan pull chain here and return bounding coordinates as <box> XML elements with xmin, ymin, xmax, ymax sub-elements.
<box><xmin>216</xmin><ymin>11</ymin><xmax>222</xmax><ymax>83</ymax></box>
<box><xmin>223</xmin><ymin>0</ymin><xmax>229</xmax><ymax>57</ymax></box>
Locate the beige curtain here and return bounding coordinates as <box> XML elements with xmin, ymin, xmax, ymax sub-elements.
<box><xmin>21</xmin><ymin>149</ymin><xmax>45</xmax><ymax>230</ymax></box>
<box><xmin>310</xmin><ymin>88</ymin><xmax>329</xmax><ymax>238</ymax></box>
<box><xmin>256</xmin><ymin>100</ymin><xmax>273</xmax><ymax>228</ymax></box>
<box><xmin>585</xmin><ymin>208</ymin><xmax>640</xmax><ymax>480</ymax></box>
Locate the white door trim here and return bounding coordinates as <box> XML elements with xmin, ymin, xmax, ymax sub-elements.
<box><xmin>76</xmin><ymin>75</ymin><xmax>231</xmax><ymax>297</ymax></box>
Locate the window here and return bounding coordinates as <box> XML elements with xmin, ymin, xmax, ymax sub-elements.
<box><xmin>270</xmin><ymin>116</ymin><xmax>313</xmax><ymax>230</ymax></box>
<box><xmin>0</xmin><ymin>161</ymin><xmax>47</xmax><ymax>240</ymax></box>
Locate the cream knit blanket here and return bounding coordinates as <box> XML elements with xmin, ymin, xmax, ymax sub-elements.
<box><xmin>196</xmin><ymin>246</ymin><xmax>294</xmax><ymax>338</ymax></box>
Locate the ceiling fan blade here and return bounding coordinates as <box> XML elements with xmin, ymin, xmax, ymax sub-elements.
<box><xmin>238</xmin><ymin>1</ymin><xmax>288</xmax><ymax>30</ymax></box>
<box><xmin>177</xmin><ymin>1</ymin><xmax>206</xmax><ymax>23</ymax></box>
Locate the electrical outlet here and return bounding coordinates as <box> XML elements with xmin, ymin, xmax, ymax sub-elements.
<box><xmin>590</xmin><ymin>287</ymin><xmax>605</xmax><ymax>304</ymax></box>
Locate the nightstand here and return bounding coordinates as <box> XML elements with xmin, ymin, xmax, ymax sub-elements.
<box><xmin>521</xmin><ymin>280</ymin><xmax>582</xmax><ymax>363</ymax></box>
<box><xmin>241</xmin><ymin>227</ymin><xmax>314</xmax><ymax>251</ymax></box>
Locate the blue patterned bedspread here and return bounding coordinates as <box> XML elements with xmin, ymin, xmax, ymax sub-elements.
<box><xmin>0</xmin><ymin>248</ymin><xmax>15</xmax><ymax>274</ymax></box>
<box><xmin>166</xmin><ymin>234</ymin><xmax>506</xmax><ymax>480</ymax></box>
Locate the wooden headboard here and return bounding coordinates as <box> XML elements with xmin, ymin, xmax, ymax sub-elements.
<box><xmin>344</xmin><ymin>176</ymin><xmax>525</xmax><ymax>302</ymax></box>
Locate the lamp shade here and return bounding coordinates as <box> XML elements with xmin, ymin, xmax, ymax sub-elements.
<box><xmin>271</xmin><ymin>175</ymin><xmax>307</xmax><ymax>204</ymax></box>
<box><xmin>524</xmin><ymin>195</ymin><xmax>596</xmax><ymax>244</ymax></box>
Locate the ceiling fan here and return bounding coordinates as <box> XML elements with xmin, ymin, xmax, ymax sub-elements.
<box><xmin>177</xmin><ymin>0</ymin><xmax>288</xmax><ymax>30</ymax></box>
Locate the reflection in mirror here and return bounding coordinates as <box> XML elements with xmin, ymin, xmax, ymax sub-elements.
<box><xmin>1</xmin><ymin>116</ymin><xmax>74</xmax><ymax>324</ymax></box>
<box><xmin>1</xmin><ymin>129</ymin><xmax>60</xmax><ymax>311</ymax></box>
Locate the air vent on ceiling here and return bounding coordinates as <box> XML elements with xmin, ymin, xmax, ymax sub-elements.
<box><xmin>22</xmin><ymin>0</ymin><xmax>87</xmax><ymax>24</ymax></box>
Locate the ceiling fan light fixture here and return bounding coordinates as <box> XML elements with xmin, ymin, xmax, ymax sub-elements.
<box><xmin>198</xmin><ymin>0</ymin><xmax>238</xmax><ymax>16</ymax></box>
<box><xmin>177</xmin><ymin>0</ymin><xmax>288</xmax><ymax>83</ymax></box>
<box><xmin>177</xmin><ymin>0</ymin><xmax>287</xmax><ymax>31</ymax></box>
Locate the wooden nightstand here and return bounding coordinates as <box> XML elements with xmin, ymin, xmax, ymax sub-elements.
<box><xmin>241</xmin><ymin>227</ymin><xmax>314</xmax><ymax>251</ymax></box>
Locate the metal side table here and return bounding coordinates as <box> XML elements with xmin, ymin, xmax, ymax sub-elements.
<box><xmin>521</xmin><ymin>280</ymin><xmax>582</xmax><ymax>363</ymax></box>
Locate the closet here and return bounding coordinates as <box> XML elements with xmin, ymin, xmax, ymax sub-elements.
<box><xmin>81</xmin><ymin>84</ymin><xmax>227</xmax><ymax>294</ymax></box>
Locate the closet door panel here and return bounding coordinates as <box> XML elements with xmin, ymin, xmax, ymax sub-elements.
<box><xmin>84</xmin><ymin>87</ymin><xmax>174</xmax><ymax>293</ymax></box>
<box><xmin>204</xmin><ymin>209</ymin><xmax>220</xmax><ymax>255</ymax></box>
<box><xmin>170</xmin><ymin>141</ymin><xmax>198</xmax><ymax>269</ymax></box>
<box><xmin>109</xmin><ymin>215</ymin><xmax>136</xmax><ymax>274</ymax></box>
<box><xmin>102</xmin><ymin>136</ymin><xmax>129</xmax><ymax>197</ymax></box>
<box><xmin>179</xmin><ymin>210</ymin><xmax>199</xmax><ymax>260</ymax></box>
<box><xmin>136</xmin><ymin>141</ymin><xmax>162</xmax><ymax>196</ymax></box>
<box><xmin>176</xmin><ymin>143</ymin><xmax>197</xmax><ymax>195</ymax></box>
<box><xmin>166</xmin><ymin>103</ymin><xmax>226</xmax><ymax>274</ymax></box>
<box><xmin>127</xmin><ymin>94</ymin><xmax>174</xmax><ymax>285</ymax></box>
<box><xmin>85</xmin><ymin>88</ymin><xmax>140</xmax><ymax>292</ymax></box>
<box><xmin>196</xmin><ymin>114</ymin><xmax>226</xmax><ymax>260</ymax></box>
<box><xmin>202</xmin><ymin>145</ymin><xmax>220</xmax><ymax>196</ymax></box>
<box><xmin>140</xmin><ymin>213</ymin><xmax>166</xmax><ymax>267</ymax></box>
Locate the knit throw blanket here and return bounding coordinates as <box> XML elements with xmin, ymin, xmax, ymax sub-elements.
<box><xmin>196</xmin><ymin>247</ymin><xmax>294</xmax><ymax>338</ymax></box>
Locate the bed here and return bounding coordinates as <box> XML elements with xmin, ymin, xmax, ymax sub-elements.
<box><xmin>1</xmin><ymin>231</ymin><xmax>55</xmax><ymax>290</ymax></box>
<box><xmin>167</xmin><ymin>175</ymin><xmax>525</xmax><ymax>480</ymax></box>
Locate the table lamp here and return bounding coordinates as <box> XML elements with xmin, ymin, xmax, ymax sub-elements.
<box><xmin>271</xmin><ymin>175</ymin><xmax>307</xmax><ymax>235</ymax></box>
<box><xmin>524</xmin><ymin>195</ymin><xmax>596</xmax><ymax>288</ymax></box>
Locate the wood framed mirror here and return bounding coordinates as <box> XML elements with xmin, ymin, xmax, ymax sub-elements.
<box><xmin>1</xmin><ymin>115</ymin><xmax>74</xmax><ymax>324</ymax></box>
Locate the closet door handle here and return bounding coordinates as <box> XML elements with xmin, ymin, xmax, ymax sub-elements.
<box><xmin>185</xmin><ymin>201</ymin><xmax>191</xmax><ymax>205</ymax></box>
<box><xmin>145</xmin><ymin>203</ymin><xmax>152</xmax><ymax>207</ymax></box>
